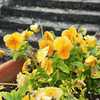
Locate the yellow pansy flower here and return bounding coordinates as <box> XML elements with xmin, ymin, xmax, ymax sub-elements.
<box><xmin>75</xmin><ymin>33</ymin><xmax>83</xmax><ymax>44</ymax></box>
<box><xmin>41</xmin><ymin>58</ymin><xmax>53</xmax><ymax>75</ymax></box>
<box><xmin>36</xmin><ymin>87</ymin><xmax>63</xmax><ymax>100</ymax></box>
<box><xmin>75</xmin><ymin>67</ymin><xmax>85</xmax><ymax>76</ymax></box>
<box><xmin>61</xmin><ymin>26</ymin><xmax>77</xmax><ymax>41</ymax></box>
<box><xmin>0</xmin><ymin>49</ymin><xmax>5</xmax><ymax>58</ymax></box>
<box><xmin>85</xmin><ymin>55</ymin><xmax>97</xmax><ymax>67</ymax></box>
<box><xmin>54</xmin><ymin>36</ymin><xmax>72</xmax><ymax>51</ymax></box>
<box><xmin>39</xmin><ymin>39</ymin><xmax>53</xmax><ymax>56</ymax></box>
<box><xmin>30</xmin><ymin>23</ymin><xmax>40</xmax><ymax>33</ymax></box>
<box><xmin>36</xmin><ymin>46</ymin><xmax>49</xmax><ymax>63</ymax></box>
<box><xmin>22</xmin><ymin>58</ymin><xmax>31</xmax><ymax>73</ymax></box>
<box><xmin>22</xmin><ymin>30</ymin><xmax>33</xmax><ymax>40</ymax></box>
<box><xmin>39</xmin><ymin>31</ymin><xmax>54</xmax><ymax>56</ymax></box>
<box><xmin>84</xmin><ymin>35</ymin><xmax>96</xmax><ymax>48</ymax></box>
<box><xmin>39</xmin><ymin>39</ymin><xmax>47</xmax><ymax>49</ymax></box>
<box><xmin>57</xmin><ymin>48</ymin><xmax>70</xmax><ymax>60</ymax></box>
<box><xmin>43</xmin><ymin>31</ymin><xmax>54</xmax><ymax>41</ymax></box>
<box><xmin>4</xmin><ymin>32</ymin><xmax>24</xmax><ymax>50</ymax></box>
<box><xmin>80</xmin><ymin>45</ymin><xmax>88</xmax><ymax>53</ymax></box>
<box><xmin>45</xmin><ymin>87</ymin><xmax>62</xmax><ymax>97</ymax></box>
<box><xmin>75</xmin><ymin>35</ymin><xmax>88</xmax><ymax>53</ymax></box>
<box><xmin>54</xmin><ymin>36</ymin><xmax>73</xmax><ymax>59</ymax></box>
<box><xmin>22</xmin><ymin>95</ymin><xmax>35</xmax><ymax>100</ymax></box>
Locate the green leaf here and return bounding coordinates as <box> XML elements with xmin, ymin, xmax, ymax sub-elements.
<box><xmin>50</xmin><ymin>70</ymin><xmax>58</xmax><ymax>85</ymax></box>
<box><xmin>57</xmin><ymin>62</ymin><xmax>70</xmax><ymax>74</ymax></box>
<box><xmin>0</xmin><ymin>91</ymin><xmax>22</xmax><ymax>100</ymax></box>
<box><xmin>72</xmin><ymin>61</ymin><xmax>84</xmax><ymax>68</ymax></box>
<box><xmin>0</xmin><ymin>83</ymin><xmax>28</xmax><ymax>100</ymax></box>
<box><xmin>53</xmin><ymin>57</ymin><xmax>70</xmax><ymax>74</ymax></box>
<box><xmin>36</xmin><ymin>67</ymin><xmax>48</xmax><ymax>79</ymax></box>
<box><xmin>90</xmin><ymin>47</ymin><xmax>96</xmax><ymax>55</ymax></box>
<box><xmin>17</xmin><ymin>84</ymin><xmax>28</xmax><ymax>96</ymax></box>
<box><xmin>95</xmin><ymin>88</ymin><xmax>100</xmax><ymax>94</ymax></box>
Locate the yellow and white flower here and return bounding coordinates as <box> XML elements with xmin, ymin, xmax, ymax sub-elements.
<box><xmin>36</xmin><ymin>46</ymin><xmax>49</xmax><ymax>63</ymax></box>
<box><xmin>36</xmin><ymin>87</ymin><xmax>63</xmax><ymax>100</ymax></box>
<box><xmin>17</xmin><ymin>73</ymin><xmax>27</xmax><ymax>87</ymax></box>
<box><xmin>30</xmin><ymin>23</ymin><xmax>40</xmax><ymax>33</ymax></box>
<box><xmin>22</xmin><ymin>58</ymin><xmax>31</xmax><ymax>73</ymax></box>
<box><xmin>84</xmin><ymin>35</ymin><xmax>96</xmax><ymax>48</ymax></box>
<box><xmin>22</xmin><ymin>30</ymin><xmax>33</xmax><ymax>40</ymax></box>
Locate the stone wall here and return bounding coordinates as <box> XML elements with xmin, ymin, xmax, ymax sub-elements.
<box><xmin>0</xmin><ymin>0</ymin><xmax>10</xmax><ymax>7</ymax></box>
<box><xmin>0</xmin><ymin>0</ymin><xmax>13</xmax><ymax>6</ymax></box>
<box><xmin>0</xmin><ymin>0</ymin><xmax>100</xmax><ymax>36</ymax></box>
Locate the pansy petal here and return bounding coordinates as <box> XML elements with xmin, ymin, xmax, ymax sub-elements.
<box><xmin>57</xmin><ymin>49</ymin><xmax>70</xmax><ymax>60</ymax></box>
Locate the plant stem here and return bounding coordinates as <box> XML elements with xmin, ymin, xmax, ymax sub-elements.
<box><xmin>0</xmin><ymin>83</ymin><xmax>17</xmax><ymax>86</ymax></box>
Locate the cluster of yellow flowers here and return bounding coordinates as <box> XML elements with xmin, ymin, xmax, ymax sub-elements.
<box><xmin>3</xmin><ymin>25</ymin><xmax>97</xmax><ymax>76</ymax></box>
<box><xmin>2</xmin><ymin>25</ymin><xmax>99</xmax><ymax>100</ymax></box>
<box><xmin>36</xmin><ymin>27</ymin><xmax>74</xmax><ymax>75</ymax></box>
<box><xmin>36</xmin><ymin>26</ymin><xmax>97</xmax><ymax>76</ymax></box>
<box><xmin>3</xmin><ymin>24</ymin><xmax>39</xmax><ymax>50</ymax></box>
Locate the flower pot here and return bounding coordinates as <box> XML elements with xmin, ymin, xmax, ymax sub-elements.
<box><xmin>0</xmin><ymin>59</ymin><xmax>25</xmax><ymax>82</ymax></box>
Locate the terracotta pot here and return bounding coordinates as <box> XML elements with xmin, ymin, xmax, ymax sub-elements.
<box><xmin>0</xmin><ymin>59</ymin><xmax>25</xmax><ymax>82</ymax></box>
